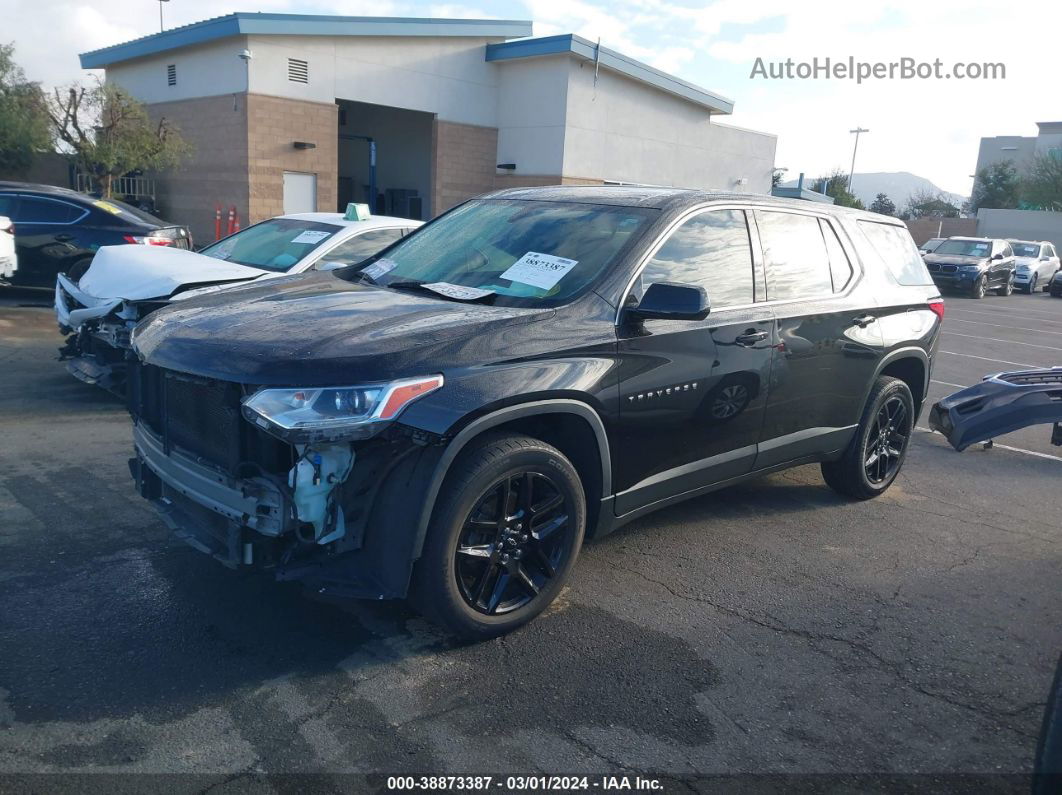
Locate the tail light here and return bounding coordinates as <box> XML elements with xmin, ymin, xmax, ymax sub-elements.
<box><xmin>123</xmin><ymin>234</ymin><xmax>173</xmax><ymax>246</ymax></box>
<box><xmin>928</xmin><ymin>298</ymin><xmax>945</xmax><ymax>322</ymax></box>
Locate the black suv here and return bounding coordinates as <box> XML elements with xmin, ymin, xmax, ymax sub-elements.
<box><xmin>125</xmin><ymin>187</ymin><xmax>942</xmax><ymax>638</ymax></box>
<box><xmin>0</xmin><ymin>182</ymin><xmax>191</xmax><ymax>288</ymax></box>
<box><xmin>922</xmin><ymin>236</ymin><xmax>1016</xmax><ymax>298</ymax></box>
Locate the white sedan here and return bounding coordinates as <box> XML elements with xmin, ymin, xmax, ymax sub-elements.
<box><xmin>1009</xmin><ymin>239</ymin><xmax>1061</xmax><ymax>293</ymax></box>
<box><xmin>0</xmin><ymin>215</ymin><xmax>16</xmax><ymax>281</ymax></box>
<box><xmin>55</xmin><ymin>209</ymin><xmax>422</xmax><ymax>391</ymax></box>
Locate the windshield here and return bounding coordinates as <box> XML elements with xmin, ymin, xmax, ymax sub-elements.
<box><xmin>1012</xmin><ymin>243</ymin><xmax>1041</xmax><ymax>257</ymax></box>
<box><xmin>921</xmin><ymin>239</ymin><xmax>943</xmax><ymax>251</ymax></box>
<box><xmin>934</xmin><ymin>239</ymin><xmax>992</xmax><ymax>257</ymax></box>
<box><xmin>348</xmin><ymin>199</ymin><xmax>655</xmax><ymax>306</ymax></box>
<box><xmin>199</xmin><ymin>218</ymin><xmax>341</xmax><ymax>272</ymax></box>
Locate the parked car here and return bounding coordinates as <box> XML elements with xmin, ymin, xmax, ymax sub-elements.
<box><xmin>124</xmin><ymin>187</ymin><xmax>942</xmax><ymax>638</ymax></box>
<box><xmin>1050</xmin><ymin>269</ymin><xmax>1062</xmax><ymax>297</ymax></box>
<box><xmin>919</xmin><ymin>237</ymin><xmax>945</xmax><ymax>256</ymax></box>
<box><xmin>0</xmin><ymin>214</ymin><xmax>15</xmax><ymax>282</ymax></box>
<box><xmin>0</xmin><ymin>182</ymin><xmax>192</xmax><ymax>288</ymax></box>
<box><xmin>1008</xmin><ymin>239</ymin><xmax>1061</xmax><ymax>293</ymax></box>
<box><xmin>55</xmin><ymin>210</ymin><xmax>421</xmax><ymax>391</ymax></box>
<box><xmin>923</xmin><ymin>236</ymin><xmax>1016</xmax><ymax>298</ymax></box>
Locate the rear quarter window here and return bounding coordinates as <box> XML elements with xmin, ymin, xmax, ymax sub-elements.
<box><xmin>855</xmin><ymin>221</ymin><xmax>933</xmax><ymax>286</ymax></box>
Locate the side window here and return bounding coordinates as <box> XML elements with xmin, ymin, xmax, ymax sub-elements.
<box><xmin>819</xmin><ymin>219</ymin><xmax>853</xmax><ymax>292</ymax></box>
<box><xmin>757</xmin><ymin>211</ymin><xmax>833</xmax><ymax>301</ymax></box>
<box><xmin>314</xmin><ymin>228</ymin><xmax>404</xmax><ymax>269</ymax></box>
<box><xmin>638</xmin><ymin>209</ymin><xmax>755</xmax><ymax>309</ymax></box>
<box><xmin>854</xmin><ymin>221</ymin><xmax>932</xmax><ymax>286</ymax></box>
<box><xmin>14</xmin><ymin>197</ymin><xmax>84</xmax><ymax>224</ymax></box>
<box><xmin>0</xmin><ymin>193</ymin><xmax>17</xmax><ymax>218</ymax></box>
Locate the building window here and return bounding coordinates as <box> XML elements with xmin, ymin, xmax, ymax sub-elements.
<box><xmin>288</xmin><ymin>58</ymin><xmax>309</xmax><ymax>84</ymax></box>
<box><xmin>167</xmin><ymin>64</ymin><xmax>176</xmax><ymax>86</ymax></box>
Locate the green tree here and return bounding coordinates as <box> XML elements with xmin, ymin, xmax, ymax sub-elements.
<box><xmin>869</xmin><ymin>192</ymin><xmax>896</xmax><ymax>216</ymax></box>
<box><xmin>901</xmin><ymin>188</ymin><xmax>960</xmax><ymax>219</ymax></box>
<box><xmin>0</xmin><ymin>43</ymin><xmax>52</xmax><ymax>175</ymax></box>
<box><xmin>969</xmin><ymin>159</ymin><xmax>1021</xmax><ymax>212</ymax></box>
<box><xmin>811</xmin><ymin>169</ymin><xmax>865</xmax><ymax>209</ymax></box>
<box><xmin>1020</xmin><ymin>153</ymin><xmax>1062</xmax><ymax>211</ymax></box>
<box><xmin>46</xmin><ymin>80</ymin><xmax>189</xmax><ymax>198</ymax></box>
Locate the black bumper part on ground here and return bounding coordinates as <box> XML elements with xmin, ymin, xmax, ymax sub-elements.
<box><xmin>929</xmin><ymin>367</ymin><xmax>1062</xmax><ymax>451</ymax></box>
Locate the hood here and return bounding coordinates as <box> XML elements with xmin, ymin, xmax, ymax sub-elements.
<box><xmin>132</xmin><ymin>271</ymin><xmax>555</xmax><ymax>384</ymax></box>
<box><xmin>1013</xmin><ymin>256</ymin><xmax>1038</xmax><ymax>268</ymax></box>
<box><xmin>77</xmin><ymin>245</ymin><xmax>271</xmax><ymax>301</ymax></box>
<box><xmin>923</xmin><ymin>253</ymin><xmax>987</xmax><ymax>267</ymax></box>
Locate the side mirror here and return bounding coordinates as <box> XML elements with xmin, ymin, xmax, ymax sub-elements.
<box><xmin>626</xmin><ymin>282</ymin><xmax>710</xmax><ymax>322</ymax></box>
<box><xmin>992</xmin><ymin>253</ymin><xmax>1004</xmax><ymax>261</ymax></box>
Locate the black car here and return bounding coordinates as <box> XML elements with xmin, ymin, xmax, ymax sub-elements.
<box><xmin>0</xmin><ymin>182</ymin><xmax>191</xmax><ymax>288</ymax></box>
<box><xmin>922</xmin><ymin>236</ymin><xmax>1016</xmax><ymax>298</ymax></box>
<box><xmin>125</xmin><ymin>187</ymin><xmax>942</xmax><ymax>638</ymax></box>
<box><xmin>1051</xmin><ymin>269</ymin><xmax>1062</xmax><ymax>297</ymax></box>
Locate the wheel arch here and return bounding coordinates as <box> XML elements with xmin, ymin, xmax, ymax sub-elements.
<box><xmin>413</xmin><ymin>400</ymin><xmax>612</xmax><ymax>558</ymax></box>
<box><xmin>875</xmin><ymin>347</ymin><xmax>929</xmax><ymax>415</ymax></box>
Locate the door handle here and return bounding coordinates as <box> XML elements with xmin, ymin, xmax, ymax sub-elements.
<box><xmin>735</xmin><ymin>330</ymin><xmax>769</xmax><ymax>346</ymax></box>
<box><xmin>852</xmin><ymin>314</ymin><xmax>877</xmax><ymax>328</ymax></box>
<box><xmin>54</xmin><ymin>233</ymin><xmax>74</xmax><ymax>242</ymax></box>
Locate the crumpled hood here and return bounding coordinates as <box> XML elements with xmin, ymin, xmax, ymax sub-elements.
<box><xmin>77</xmin><ymin>245</ymin><xmax>270</xmax><ymax>301</ymax></box>
<box><xmin>133</xmin><ymin>271</ymin><xmax>554</xmax><ymax>384</ymax></box>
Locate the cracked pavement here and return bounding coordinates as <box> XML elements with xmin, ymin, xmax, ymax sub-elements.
<box><xmin>0</xmin><ymin>290</ymin><xmax>1059</xmax><ymax>783</ymax></box>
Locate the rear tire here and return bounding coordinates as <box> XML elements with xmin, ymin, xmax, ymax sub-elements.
<box><xmin>821</xmin><ymin>376</ymin><xmax>914</xmax><ymax>500</ymax></box>
<box><xmin>409</xmin><ymin>433</ymin><xmax>586</xmax><ymax>640</ymax></box>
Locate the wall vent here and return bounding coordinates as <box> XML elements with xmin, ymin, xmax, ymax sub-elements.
<box><xmin>166</xmin><ymin>64</ymin><xmax>176</xmax><ymax>86</ymax></box>
<box><xmin>288</xmin><ymin>58</ymin><xmax>308</xmax><ymax>84</ymax></box>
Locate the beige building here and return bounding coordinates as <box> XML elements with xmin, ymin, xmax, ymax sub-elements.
<box><xmin>81</xmin><ymin>13</ymin><xmax>777</xmax><ymax>243</ymax></box>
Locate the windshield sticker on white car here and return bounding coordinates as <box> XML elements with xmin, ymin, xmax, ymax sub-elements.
<box><xmin>500</xmin><ymin>251</ymin><xmax>578</xmax><ymax>291</ymax></box>
<box><xmin>291</xmin><ymin>230</ymin><xmax>332</xmax><ymax>245</ymax></box>
<box><xmin>422</xmin><ymin>283</ymin><xmax>495</xmax><ymax>301</ymax></box>
<box><xmin>362</xmin><ymin>258</ymin><xmax>397</xmax><ymax>281</ymax></box>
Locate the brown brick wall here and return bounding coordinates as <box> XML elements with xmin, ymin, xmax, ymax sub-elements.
<box><xmin>145</xmin><ymin>95</ymin><xmax>250</xmax><ymax>245</ymax></box>
<box><xmin>247</xmin><ymin>94</ymin><xmax>338</xmax><ymax>222</ymax></box>
<box><xmin>432</xmin><ymin>120</ymin><xmax>499</xmax><ymax>214</ymax></box>
<box><xmin>904</xmin><ymin>217</ymin><xmax>978</xmax><ymax>245</ymax></box>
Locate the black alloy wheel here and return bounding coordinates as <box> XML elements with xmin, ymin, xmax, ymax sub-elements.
<box><xmin>971</xmin><ymin>275</ymin><xmax>987</xmax><ymax>299</ymax></box>
<box><xmin>410</xmin><ymin>433</ymin><xmax>586</xmax><ymax>639</ymax></box>
<box><xmin>1027</xmin><ymin>274</ymin><xmax>1038</xmax><ymax>294</ymax></box>
<box><xmin>998</xmin><ymin>273</ymin><xmax>1015</xmax><ymax>296</ymax></box>
<box><xmin>863</xmin><ymin>395</ymin><xmax>910</xmax><ymax>485</ymax></box>
<box><xmin>455</xmin><ymin>471</ymin><xmax>572</xmax><ymax>615</ymax></box>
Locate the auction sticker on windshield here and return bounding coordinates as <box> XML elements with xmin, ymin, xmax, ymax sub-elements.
<box><xmin>291</xmin><ymin>230</ymin><xmax>333</xmax><ymax>244</ymax></box>
<box><xmin>501</xmin><ymin>252</ymin><xmax>578</xmax><ymax>291</ymax></box>
<box><xmin>422</xmin><ymin>283</ymin><xmax>495</xmax><ymax>301</ymax></box>
<box><xmin>362</xmin><ymin>258</ymin><xmax>397</xmax><ymax>281</ymax></box>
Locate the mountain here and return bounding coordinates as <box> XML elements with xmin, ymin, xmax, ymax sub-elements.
<box><xmin>782</xmin><ymin>172</ymin><xmax>966</xmax><ymax>210</ymax></box>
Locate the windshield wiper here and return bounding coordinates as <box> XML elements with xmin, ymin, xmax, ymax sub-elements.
<box><xmin>386</xmin><ymin>280</ymin><xmax>496</xmax><ymax>303</ymax></box>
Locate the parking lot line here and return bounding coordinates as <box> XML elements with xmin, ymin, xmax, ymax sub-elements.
<box><xmin>948</xmin><ymin>304</ymin><xmax>1062</xmax><ymax>322</ymax></box>
<box><xmin>930</xmin><ymin>379</ymin><xmax>968</xmax><ymax>389</ymax></box>
<box><xmin>947</xmin><ymin>317</ymin><xmax>1062</xmax><ymax>336</ymax></box>
<box><xmin>942</xmin><ymin>331</ymin><xmax>1062</xmax><ymax>352</ymax></box>
<box><xmin>916</xmin><ymin>427</ymin><xmax>1062</xmax><ymax>463</ymax></box>
<box><xmin>938</xmin><ymin>350</ymin><xmax>1043</xmax><ymax>368</ymax></box>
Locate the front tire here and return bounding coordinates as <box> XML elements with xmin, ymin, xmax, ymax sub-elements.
<box><xmin>409</xmin><ymin>433</ymin><xmax>586</xmax><ymax>639</ymax></box>
<box><xmin>821</xmin><ymin>376</ymin><xmax>914</xmax><ymax>500</ymax></box>
<box><xmin>997</xmin><ymin>272</ymin><xmax>1015</xmax><ymax>296</ymax></box>
<box><xmin>1026</xmin><ymin>275</ymin><xmax>1038</xmax><ymax>294</ymax></box>
<box><xmin>970</xmin><ymin>275</ymin><xmax>987</xmax><ymax>299</ymax></box>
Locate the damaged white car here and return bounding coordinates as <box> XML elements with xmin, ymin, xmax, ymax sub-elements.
<box><xmin>55</xmin><ymin>209</ymin><xmax>421</xmax><ymax>391</ymax></box>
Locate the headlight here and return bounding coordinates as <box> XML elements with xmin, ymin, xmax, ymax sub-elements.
<box><xmin>243</xmin><ymin>375</ymin><xmax>443</xmax><ymax>443</ymax></box>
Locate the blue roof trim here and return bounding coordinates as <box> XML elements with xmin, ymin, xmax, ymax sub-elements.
<box><xmin>485</xmin><ymin>34</ymin><xmax>734</xmax><ymax>114</ymax></box>
<box><xmin>80</xmin><ymin>13</ymin><xmax>533</xmax><ymax>68</ymax></box>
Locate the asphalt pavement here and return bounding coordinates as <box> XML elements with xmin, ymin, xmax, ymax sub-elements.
<box><xmin>0</xmin><ymin>286</ymin><xmax>1059</xmax><ymax>790</ymax></box>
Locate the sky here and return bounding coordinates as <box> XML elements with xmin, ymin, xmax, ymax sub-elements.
<box><xmin>2</xmin><ymin>0</ymin><xmax>1059</xmax><ymax>198</ymax></box>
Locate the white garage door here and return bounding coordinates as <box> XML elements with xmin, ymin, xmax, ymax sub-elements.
<box><xmin>283</xmin><ymin>172</ymin><xmax>317</xmax><ymax>214</ymax></box>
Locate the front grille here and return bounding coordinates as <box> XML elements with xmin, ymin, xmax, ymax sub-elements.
<box><xmin>165</xmin><ymin>374</ymin><xmax>243</xmax><ymax>470</ymax></box>
<box><xmin>926</xmin><ymin>263</ymin><xmax>940</xmax><ymax>272</ymax></box>
<box><xmin>128</xmin><ymin>361</ymin><xmax>294</xmax><ymax>475</ymax></box>
<box><xmin>997</xmin><ymin>369</ymin><xmax>1062</xmax><ymax>386</ymax></box>
<box><xmin>941</xmin><ymin>264</ymin><xmax>958</xmax><ymax>273</ymax></box>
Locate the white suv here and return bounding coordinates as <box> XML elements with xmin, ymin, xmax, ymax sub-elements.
<box><xmin>1008</xmin><ymin>239</ymin><xmax>1061</xmax><ymax>293</ymax></box>
<box><xmin>0</xmin><ymin>215</ymin><xmax>16</xmax><ymax>282</ymax></box>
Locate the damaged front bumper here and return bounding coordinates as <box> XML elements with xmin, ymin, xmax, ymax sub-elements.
<box><xmin>928</xmin><ymin>367</ymin><xmax>1062</xmax><ymax>451</ymax></box>
<box><xmin>55</xmin><ymin>274</ymin><xmax>142</xmax><ymax>391</ymax></box>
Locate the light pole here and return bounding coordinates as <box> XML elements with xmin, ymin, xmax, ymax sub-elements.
<box><xmin>159</xmin><ymin>0</ymin><xmax>170</xmax><ymax>32</ymax></box>
<box><xmin>848</xmin><ymin>127</ymin><xmax>869</xmax><ymax>192</ymax></box>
